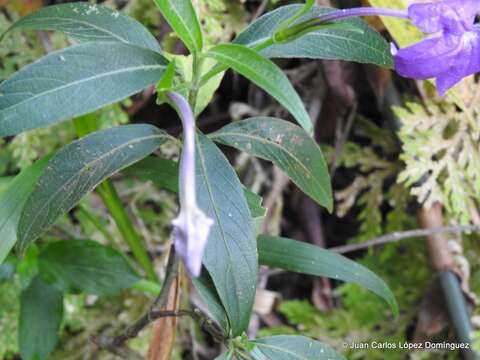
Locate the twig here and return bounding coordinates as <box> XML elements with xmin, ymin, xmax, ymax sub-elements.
<box><xmin>252</xmin><ymin>0</ymin><xmax>269</xmax><ymax>20</ymax></box>
<box><xmin>93</xmin><ymin>246</ymin><xmax>224</xmax><ymax>358</ymax></box>
<box><xmin>331</xmin><ymin>225</ymin><xmax>480</xmax><ymax>254</ymax></box>
<box><xmin>262</xmin><ymin>167</ymin><xmax>290</xmax><ymax>234</ymax></box>
<box><xmin>92</xmin><ymin>247</ymin><xmax>180</xmax><ymax>357</ymax></box>
<box><xmin>263</xmin><ymin>225</ymin><xmax>480</xmax><ymax>280</ymax></box>
<box><xmin>126</xmin><ymin>86</ymin><xmax>154</xmax><ymax>116</ymax></box>
<box><xmin>330</xmin><ymin>102</ymin><xmax>357</xmax><ymax>178</ymax></box>
<box><xmin>36</xmin><ymin>30</ymin><xmax>53</xmax><ymax>53</ymax></box>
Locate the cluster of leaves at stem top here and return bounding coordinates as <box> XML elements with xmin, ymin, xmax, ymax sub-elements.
<box><xmin>0</xmin><ymin>0</ymin><xmax>400</xmax><ymax>359</ymax></box>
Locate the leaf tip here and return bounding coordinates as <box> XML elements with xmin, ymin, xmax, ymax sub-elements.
<box><xmin>390</xmin><ymin>297</ymin><xmax>400</xmax><ymax>318</ymax></box>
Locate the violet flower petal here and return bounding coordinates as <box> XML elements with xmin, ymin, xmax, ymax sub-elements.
<box><xmin>393</xmin><ymin>0</ymin><xmax>480</xmax><ymax>95</ymax></box>
<box><xmin>408</xmin><ymin>2</ymin><xmax>452</xmax><ymax>34</ymax></box>
<box><xmin>436</xmin><ymin>29</ymin><xmax>480</xmax><ymax>95</ymax></box>
<box><xmin>394</xmin><ymin>33</ymin><xmax>463</xmax><ymax>80</ymax></box>
<box><xmin>409</xmin><ymin>0</ymin><xmax>478</xmax><ymax>34</ymax></box>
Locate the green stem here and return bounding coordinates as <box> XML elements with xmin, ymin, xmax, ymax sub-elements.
<box><xmin>188</xmin><ymin>53</ymin><xmax>204</xmax><ymax>111</ymax></box>
<box><xmin>198</xmin><ymin>38</ymin><xmax>274</xmax><ymax>88</ymax></box>
<box><xmin>95</xmin><ymin>179</ymin><xmax>157</xmax><ymax>281</ymax></box>
<box><xmin>253</xmin><ymin>37</ymin><xmax>275</xmax><ymax>52</ymax></box>
<box><xmin>439</xmin><ymin>271</ymin><xmax>479</xmax><ymax>360</ymax></box>
<box><xmin>77</xmin><ymin>204</ymin><xmax>116</xmax><ymax>244</ymax></box>
<box><xmin>73</xmin><ymin>115</ymin><xmax>157</xmax><ymax>281</ymax></box>
<box><xmin>132</xmin><ymin>279</ymin><xmax>162</xmax><ymax>295</ymax></box>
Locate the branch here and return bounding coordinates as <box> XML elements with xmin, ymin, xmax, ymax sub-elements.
<box><xmin>331</xmin><ymin>225</ymin><xmax>480</xmax><ymax>254</ymax></box>
<box><xmin>92</xmin><ymin>246</ymin><xmax>180</xmax><ymax>357</ymax></box>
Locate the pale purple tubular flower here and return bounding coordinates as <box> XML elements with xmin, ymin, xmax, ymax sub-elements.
<box><xmin>393</xmin><ymin>0</ymin><xmax>480</xmax><ymax>95</ymax></box>
<box><xmin>167</xmin><ymin>91</ymin><xmax>213</xmax><ymax>277</ymax></box>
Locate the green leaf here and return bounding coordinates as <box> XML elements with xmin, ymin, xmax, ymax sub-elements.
<box><xmin>3</xmin><ymin>3</ymin><xmax>161</xmax><ymax>52</ymax></box>
<box><xmin>250</xmin><ymin>335</ymin><xmax>344</xmax><ymax>360</ymax></box>
<box><xmin>211</xmin><ymin>117</ymin><xmax>332</xmax><ymax>211</ymax></box>
<box><xmin>192</xmin><ymin>269</ymin><xmax>230</xmax><ymax>333</ymax></box>
<box><xmin>244</xmin><ymin>189</ymin><xmax>267</xmax><ymax>220</ymax></box>
<box><xmin>16</xmin><ymin>245</ymin><xmax>40</xmax><ymax>283</ymax></box>
<box><xmin>123</xmin><ymin>156</ymin><xmax>180</xmax><ymax>193</ymax></box>
<box><xmin>196</xmin><ymin>132</ymin><xmax>258</xmax><ymax>336</ymax></box>
<box><xmin>258</xmin><ymin>235</ymin><xmax>398</xmax><ymax>315</ymax></box>
<box><xmin>235</xmin><ymin>5</ymin><xmax>393</xmax><ymax>68</ymax></box>
<box><xmin>0</xmin><ymin>42</ymin><xmax>168</xmax><ymax>136</ymax></box>
<box><xmin>153</xmin><ymin>0</ymin><xmax>203</xmax><ymax>53</ymax></box>
<box><xmin>206</xmin><ymin>44</ymin><xmax>313</xmax><ymax>134</ymax></box>
<box><xmin>275</xmin><ymin>0</ymin><xmax>315</xmax><ymax>35</ymax></box>
<box><xmin>39</xmin><ymin>240</ymin><xmax>140</xmax><ymax>296</ymax></box>
<box><xmin>19</xmin><ymin>276</ymin><xmax>63</xmax><ymax>360</ymax></box>
<box><xmin>0</xmin><ymin>157</ymin><xmax>49</xmax><ymax>265</ymax></box>
<box><xmin>123</xmin><ymin>156</ymin><xmax>265</xmax><ymax>219</ymax></box>
<box><xmin>18</xmin><ymin>125</ymin><xmax>172</xmax><ymax>253</ymax></box>
<box><xmin>170</xmin><ymin>54</ymin><xmax>224</xmax><ymax>115</ymax></box>
<box><xmin>244</xmin><ymin>187</ymin><xmax>267</xmax><ymax>235</ymax></box>
<box><xmin>156</xmin><ymin>59</ymin><xmax>177</xmax><ymax>93</ymax></box>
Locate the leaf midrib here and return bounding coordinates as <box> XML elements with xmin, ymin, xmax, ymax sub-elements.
<box><xmin>243</xmin><ymin>27</ymin><xmax>389</xmax><ymax>64</ymax></box>
<box><xmin>157</xmin><ymin>1</ymin><xmax>200</xmax><ymax>52</ymax></box>
<box><xmin>259</xmin><ymin>243</ymin><xmax>392</xmax><ymax>303</ymax></box>
<box><xmin>16</xmin><ymin>16</ymin><xmax>130</xmax><ymax>44</ymax></box>
<box><xmin>209</xmin><ymin>48</ymin><xmax>294</xmax><ymax>104</ymax></box>
<box><xmin>208</xmin><ymin>48</ymin><xmax>311</xmax><ymax>130</ymax></box>
<box><xmin>211</xmin><ymin>131</ymin><xmax>330</xmax><ymax>205</ymax></box>
<box><xmin>20</xmin><ymin>132</ymin><xmax>168</xmax><ymax>243</ymax></box>
<box><xmin>196</xmin><ymin>139</ymin><xmax>239</xmax><ymax>331</ymax></box>
<box><xmin>0</xmin><ymin>64</ymin><xmax>165</xmax><ymax>125</ymax></box>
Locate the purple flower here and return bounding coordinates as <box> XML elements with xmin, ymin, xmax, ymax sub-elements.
<box><xmin>393</xmin><ymin>0</ymin><xmax>480</xmax><ymax>95</ymax></box>
<box><xmin>167</xmin><ymin>92</ymin><xmax>214</xmax><ymax>277</ymax></box>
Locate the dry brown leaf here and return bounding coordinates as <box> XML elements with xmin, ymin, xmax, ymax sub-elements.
<box><xmin>147</xmin><ymin>275</ymin><xmax>181</xmax><ymax>360</ymax></box>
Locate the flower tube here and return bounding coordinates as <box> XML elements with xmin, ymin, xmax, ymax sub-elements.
<box><xmin>167</xmin><ymin>91</ymin><xmax>214</xmax><ymax>277</ymax></box>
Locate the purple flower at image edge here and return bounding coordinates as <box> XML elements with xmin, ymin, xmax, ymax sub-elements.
<box><xmin>393</xmin><ymin>0</ymin><xmax>480</xmax><ymax>95</ymax></box>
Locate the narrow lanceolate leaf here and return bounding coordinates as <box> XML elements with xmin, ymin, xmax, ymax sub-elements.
<box><xmin>0</xmin><ymin>42</ymin><xmax>168</xmax><ymax>136</ymax></box>
<box><xmin>250</xmin><ymin>336</ymin><xmax>344</xmax><ymax>360</ymax></box>
<box><xmin>123</xmin><ymin>156</ymin><xmax>180</xmax><ymax>193</ymax></box>
<box><xmin>0</xmin><ymin>157</ymin><xmax>49</xmax><ymax>265</ymax></box>
<box><xmin>243</xmin><ymin>189</ymin><xmax>267</xmax><ymax>220</ymax></box>
<box><xmin>18</xmin><ymin>125</ymin><xmax>172</xmax><ymax>253</ymax></box>
<box><xmin>258</xmin><ymin>236</ymin><xmax>399</xmax><ymax>315</ymax></box>
<box><xmin>170</xmin><ymin>55</ymin><xmax>224</xmax><ymax>115</ymax></box>
<box><xmin>206</xmin><ymin>44</ymin><xmax>313</xmax><ymax>135</ymax></box>
<box><xmin>39</xmin><ymin>240</ymin><xmax>140</xmax><ymax>296</ymax></box>
<box><xmin>19</xmin><ymin>276</ymin><xmax>63</xmax><ymax>360</ymax></box>
<box><xmin>196</xmin><ymin>132</ymin><xmax>258</xmax><ymax>336</ymax></box>
<box><xmin>192</xmin><ymin>270</ymin><xmax>230</xmax><ymax>333</ymax></box>
<box><xmin>3</xmin><ymin>3</ymin><xmax>161</xmax><ymax>52</ymax></box>
<box><xmin>211</xmin><ymin>117</ymin><xmax>332</xmax><ymax>210</ymax></box>
<box><xmin>275</xmin><ymin>0</ymin><xmax>316</xmax><ymax>34</ymax></box>
<box><xmin>235</xmin><ymin>5</ymin><xmax>393</xmax><ymax>68</ymax></box>
<box><xmin>124</xmin><ymin>156</ymin><xmax>266</xmax><ymax>220</ymax></box>
<box><xmin>153</xmin><ymin>0</ymin><xmax>203</xmax><ymax>53</ymax></box>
